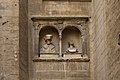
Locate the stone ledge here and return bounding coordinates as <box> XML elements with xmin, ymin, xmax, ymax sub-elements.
<box><xmin>43</xmin><ymin>0</ymin><xmax>92</xmax><ymax>2</ymax></box>
<box><xmin>33</xmin><ymin>57</ymin><xmax>90</xmax><ymax>62</ymax></box>
<box><xmin>31</xmin><ymin>15</ymin><xmax>90</xmax><ymax>21</ymax></box>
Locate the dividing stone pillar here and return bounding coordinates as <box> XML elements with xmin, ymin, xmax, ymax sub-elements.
<box><xmin>59</xmin><ymin>32</ymin><xmax>62</xmax><ymax>57</ymax></box>
<box><xmin>33</xmin><ymin>22</ymin><xmax>40</xmax><ymax>57</ymax></box>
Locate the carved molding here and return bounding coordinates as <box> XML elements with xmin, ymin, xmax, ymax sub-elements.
<box><xmin>33</xmin><ymin>21</ymin><xmax>88</xmax><ymax>34</ymax></box>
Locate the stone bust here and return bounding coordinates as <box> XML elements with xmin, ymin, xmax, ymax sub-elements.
<box><xmin>40</xmin><ymin>34</ymin><xmax>56</xmax><ymax>53</ymax></box>
<box><xmin>66</xmin><ymin>41</ymin><xmax>78</xmax><ymax>53</ymax></box>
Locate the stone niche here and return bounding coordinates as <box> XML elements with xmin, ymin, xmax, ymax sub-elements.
<box><xmin>31</xmin><ymin>15</ymin><xmax>90</xmax><ymax>61</ymax></box>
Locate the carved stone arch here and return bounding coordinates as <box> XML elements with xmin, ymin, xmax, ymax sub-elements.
<box><xmin>39</xmin><ymin>24</ymin><xmax>59</xmax><ymax>33</ymax></box>
<box><xmin>62</xmin><ymin>24</ymin><xmax>83</xmax><ymax>36</ymax></box>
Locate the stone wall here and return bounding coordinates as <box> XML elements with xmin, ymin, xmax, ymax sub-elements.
<box><xmin>105</xmin><ymin>0</ymin><xmax>120</xmax><ymax>80</ymax></box>
<box><xmin>28</xmin><ymin>0</ymin><xmax>91</xmax><ymax>16</ymax></box>
<box><xmin>90</xmin><ymin>0</ymin><xmax>120</xmax><ymax>80</ymax></box>
<box><xmin>19</xmin><ymin>0</ymin><xmax>29</xmax><ymax>80</ymax></box>
<box><xmin>33</xmin><ymin>62</ymin><xmax>90</xmax><ymax>80</ymax></box>
<box><xmin>0</xmin><ymin>0</ymin><xmax>29</xmax><ymax>80</ymax></box>
<box><xmin>0</xmin><ymin>0</ymin><xmax>19</xmax><ymax>80</ymax></box>
<box><xmin>43</xmin><ymin>0</ymin><xmax>91</xmax><ymax>16</ymax></box>
<box><xmin>90</xmin><ymin>0</ymin><xmax>107</xmax><ymax>80</ymax></box>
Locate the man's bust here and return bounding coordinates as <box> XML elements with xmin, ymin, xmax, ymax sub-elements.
<box><xmin>40</xmin><ymin>34</ymin><xmax>56</xmax><ymax>53</ymax></box>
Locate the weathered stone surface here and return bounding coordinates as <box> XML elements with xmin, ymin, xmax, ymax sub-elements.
<box><xmin>0</xmin><ymin>0</ymin><xmax>19</xmax><ymax>80</ymax></box>
<box><xmin>33</xmin><ymin>62</ymin><xmax>90</xmax><ymax>80</ymax></box>
<box><xmin>90</xmin><ymin>0</ymin><xmax>120</xmax><ymax>80</ymax></box>
<box><xmin>19</xmin><ymin>0</ymin><xmax>29</xmax><ymax>80</ymax></box>
<box><xmin>35</xmin><ymin>62</ymin><xmax>65</xmax><ymax>71</ymax></box>
<box><xmin>35</xmin><ymin>72</ymin><xmax>66</xmax><ymax>79</ymax></box>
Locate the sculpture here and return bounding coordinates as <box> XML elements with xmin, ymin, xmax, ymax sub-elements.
<box><xmin>40</xmin><ymin>34</ymin><xmax>56</xmax><ymax>53</ymax></box>
<box><xmin>66</xmin><ymin>41</ymin><xmax>78</xmax><ymax>53</ymax></box>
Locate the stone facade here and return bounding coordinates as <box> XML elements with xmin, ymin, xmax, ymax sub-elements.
<box><xmin>0</xmin><ymin>0</ymin><xmax>19</xmax><ymax>80</ymax></box>
<box><xmin>28</xmin><ymin>0</ymin><xmax>91</xmax><ymax>80</ymax></box>
<box><xmin>90</xmin><ymin>0</ymin><xmax>120</xmax><ymax>80</ymax></box>
<box><xmin>19</xmin><ymin>0</ymin><xmax>29</xmax><ymax>80</ymax></box>
<box><xmin>29</xmin><ymin>0</ymin><xmax>91</xmax><ymax>80</ymax></box>
<box><xmin>0</xmin><ymin>0</ymin><xmax>120</xmax><ymax>80</ymax></box>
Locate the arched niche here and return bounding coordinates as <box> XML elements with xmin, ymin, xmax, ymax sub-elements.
<box><xmin>62</xmin><ymin>26</ymin><xmax>82</xmax><ymax>53</ymax></box>
<box><xmin>39</xmin><ymin>26</ymin><xmax>59</xmax><ymax>54</ymax></box>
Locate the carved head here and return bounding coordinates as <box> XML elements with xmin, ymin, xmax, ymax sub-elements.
<box><xmin>44</xmin><ymin>34</ymin><xmax>53</xmax><ymax>45</ymax></box>
<box><xmin>68</xmin><ymin>41</ymin><xmax>75</xmax><ymax>48</ymax></box>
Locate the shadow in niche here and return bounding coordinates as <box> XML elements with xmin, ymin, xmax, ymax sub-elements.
<box><xmin>39</xmin><ymin>26</ymin><xmax>59</xmax><ymax>57</ymax></box>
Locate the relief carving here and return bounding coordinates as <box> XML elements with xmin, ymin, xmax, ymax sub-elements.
<box><xmin>40</xmin><ymin>34</ymin><xmax>56</xmax><ymax>53</ymax></box>
<box><xmin>66</xmin><ymin>41</ymin><xmax>78</xmax><ymax>53</ymax></box>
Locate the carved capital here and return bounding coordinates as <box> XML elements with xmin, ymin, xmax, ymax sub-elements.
<box><xmin>57</xmin><ymin>20</ymin><xmax>64</xmax><ymax>24</ymax></box>
<box><xmin>58</xmin><ymin>24</ymin><xmax>63</xmax><ymax>31</ymax></box>
<box><xmin>56</xmin><ymin>20</ymin><xmax>64</xmax><ymax>31</ymax></box>
<box><xmin>33</xmin><ymin>22</ymin><xmax>40</xmax><ymax>30</ymax></box>
<box><xmin>59</xmin><ymin>32</ymin><xmax>62</xmax><ymax>38</ymax></box>
<box><xmin>76</xmin><ymin>20</ymin><xmax>87</xmax><ymax>27</ymax></box>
